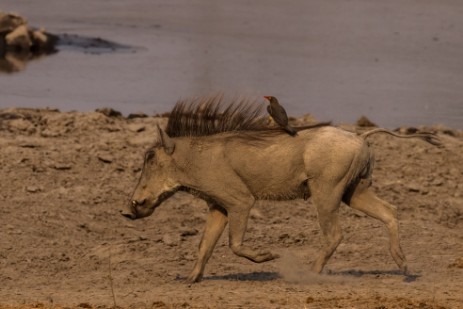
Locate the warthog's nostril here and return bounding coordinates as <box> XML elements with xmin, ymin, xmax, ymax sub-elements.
<box><xmin>132</xmin><ymin>199</ymin><xmax>146</xmax><ymax>206</ymax></box>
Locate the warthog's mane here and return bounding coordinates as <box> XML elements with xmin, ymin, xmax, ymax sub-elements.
<box><xmin>165</xmin><ymin>94</ymin><xmax>271</xmax><ymax>138</ymax></box>
<box><xmin>165</xmin><ymin>94</ymin><xmax>331</xmax><ymax>139</ymax></box>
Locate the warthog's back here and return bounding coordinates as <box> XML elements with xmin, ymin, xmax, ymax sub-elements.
<box><xmin>180</xmin><ymin>126</ymin><xmax>372</xmax><ymax>201</ymax></box>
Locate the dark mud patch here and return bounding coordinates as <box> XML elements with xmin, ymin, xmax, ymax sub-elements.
<box><xmin>56</xmin><ymin>33</ymin><xmax>141</xmax><ymax>55</ymax></box>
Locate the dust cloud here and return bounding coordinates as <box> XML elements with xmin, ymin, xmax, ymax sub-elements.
<box><xmin>277</xmin><ymin>251</ymin><xmax>351</xmax><ymax>285</ymax></box>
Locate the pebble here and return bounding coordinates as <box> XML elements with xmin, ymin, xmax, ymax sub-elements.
<box><xmin>97</xmin><ymin>153</ymin><xmax>113</xmax><ymax>163</ymax></box>
<box><xmin>405</xmin><ymin>182</ymin><xmax>422</xmax><ymax>193</ymax></box>
<box><xmin>7</xmin><ymin>118</ymin><xmax>31</xmax><ymax>131</ymax></box>
<box><xmin>95</xmin><ymin>108</ymin><xmax>122</xmax><ymax>118</ymax></box>
<box><xmin>51</xmin><ymin>162</ymin><xmax>72</xmax><ymax>170</ymax></box>
<box><xmin>162</xmin><ymin>234</ymin><xmax>179</xmax><ymax>246</ymax></box>
<box><xmin>430</xmin><ymin>178</ymin><xmax>444</xmax><ymax>186</ymax></box>
<box><xmin>25</xmin><ymin>186</ymin><xmax>41</xmax><ymax>193</ymax></box>
<box><xmin>127</xmin><ymin>123</ymin><xmax>146</xmax><ymax>133</ymax></box>
<box><xmin>127</xmin><ymin>113</ymin><xmax>148</xmax><ymax>119</ymax></box>
<box><xmin>180</xmin><ymin>229</ymin><xmax>198</xmax><ymax>237</ymax></box>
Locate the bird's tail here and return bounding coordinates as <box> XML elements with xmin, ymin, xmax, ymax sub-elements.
<box><xmin>286</xmin><ymin>126</ymin><xmax>298</xmax><ymax>136</ymax></box>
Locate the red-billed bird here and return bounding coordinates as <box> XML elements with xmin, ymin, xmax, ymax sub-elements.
<box><xmin>264</xmin><ymin>96</ymin><xmax>297</xmax><ymax>136</ymax></box>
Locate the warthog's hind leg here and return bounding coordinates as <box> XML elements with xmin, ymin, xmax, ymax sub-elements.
<box><xmin>344</xmin><ymin>179</ymin><xmax>408</xmax><ymax>273</ymax></box>
<box><xmin>187</xmin><ymin>203</ymin><xmax>228</xmax><ymax>283</ymax></box>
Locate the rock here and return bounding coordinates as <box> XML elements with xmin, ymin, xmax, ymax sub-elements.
<box><xmin>19</xmin><ymin>142</ymin><xmax>41</xmax><ymax>148</ymax></box>
<box><xmin>442</xmin><ymin>129</ymin><xmax>456</xmax><ymax>137</ymax></box>
<box><xmin>0</xmin><ymin>111</ymin><xmax>23</xmax><ymax>120</ymax></box>
<box><xmin>405</xmin><ymin>127</ymin><xmax>418</xmax><ymax>134</ymax></box>
<box><xmin>448</xmin><ymin>257</ymin><xmax>463</xmax><ymax>269</ymax></box>
<box><xmin>51</xmin><ymin>162</ymin><xmax>73</xmax><ymax>170</ymax></box>
<box><xmin>95</xmin><ymin>108</ymin><xmax>122</xmax><ymax>118</ymax></box>
<box><xmin>0</xmin><ymin>12</ymin><xmax>27</xmax><ymax>33</ymax></box>
<box><xmin>180</xmin><ymin>229</ymin><xmax>198</xmax><ymax>237</ymax></box>
<box><xmin>40</xmin><ymin>129</ymin><xmax>62</xmax><ymax>138</ymax></box>
<box><xmin>7</xmin><ymin>118</ymin><xmax>32</xmax><ymax>132</ymax></box>
<box><xmin>5</xmin><ymin>24</ymin><xmax>32</xmax><ymax>51</ymax></box>
<box><xmin>0</xmin><ymin>11</ymin><xmax>58</xmax><ymax>73</ymax></box>
<box><xmin>128</xmin><ymin>113</ymin><xmax>148</xmax><ymax>119</ymax></box>
<box><xmin>97</xmin><ymin>153</ymin><xmax>113</xmax><ymax>163</ymax></box>
<box><xmin>127</xmin><ymin>123</ymin><xmax>146</xmax><ymax>133</ymax></box>
<box><xmin>279</xmin><ymin>233</ymin><xmax>290</xmax><ymax>241</ymax></box>
<box><xmin>25</xmin><ymin>186</ymin><xmax>41</xmax><ymax>193</ymax></box>
<box><xmin>127</xmin><ymin>135</ymin><xmax>154</xmax><ymax>147</ymax></box>
<box><xmin>437</xmin><ymin>202</ymin><xmax>463</xmax><ymax>228</ymax></box>
<box><xmin>295</xmin><ymin>113</ymin><xmax>318</xmax><ymax>125</ymax></box>
<box><xmin>250</xmin><ymin>207</ymin><xmax>265</xmax><ymax>220</ymax></box>
<box><xmin>356</xmin><ymin>116</ymin><xmax>377</xmax><ymax>127</ymax></box>
<box><xmin>430</xmin><ymin>178</ymin><xmax>444</xmax><ymax>187</ymax></box>
<box><xmin>405</xmin><ymin>182</ymin><xmax>422</xmax><ymax>193</ymax></box>
<box><xmin>31</xmin><ymin>29</ymin><xmax>49</xmax><ymax>48</ymax></box>
<box><xmin>162</xmin><ymin>234</ymin><xmax>179</xmax><ymax>246</ymax></box>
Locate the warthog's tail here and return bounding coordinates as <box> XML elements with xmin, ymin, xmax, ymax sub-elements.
<box><xmin>360</xmin><ymin>128</ymin><xmax>442</xmax><ymax>147</ymax></box>
<box><xmin>294</xmin><ymin>121</ymin><xmax>332</xmax><ymax>132</ymax></box>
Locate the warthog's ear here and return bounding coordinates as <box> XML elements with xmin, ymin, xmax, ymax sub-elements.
<box><xmin>157</xmin><ymin>125</ymin><xmax>175</xmax><ymax>155</ymax></box>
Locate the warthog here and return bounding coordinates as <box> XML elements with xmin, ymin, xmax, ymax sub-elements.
<box><xmin>121</xmin><ymin>95</ymin><xmax>440</xmax><ymax>283</ymax></box>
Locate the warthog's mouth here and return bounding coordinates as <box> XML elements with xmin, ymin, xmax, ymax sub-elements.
<box><xmin>120</xmin><ymin>209</ymin><xmax>137</xmax><ymax>220</ymax></box>
<box><xmin>121</xmin><ymin>187</ymin><xmax>180</xmax><ymax>220</ymax></box>
<box><xmin>120</xmin><ymin>199</ymin><xmax>163</xmax><ymax>220</ymax></box>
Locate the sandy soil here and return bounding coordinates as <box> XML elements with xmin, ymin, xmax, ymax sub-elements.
<box><xmin>0</xmin><ymin>108</ymin><xmax>462</xmax><ymax>308</ymax></box>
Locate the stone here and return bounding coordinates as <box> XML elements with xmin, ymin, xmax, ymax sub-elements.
<box><xmin>5</xmin><ymin>24</ymin><xmax>32</xmax><ymax>51</ymax></box>
<box><xmin>0</xmin><ymin>12</ymin><xmax>27</xmax><ymax>33</ymax></box>
<box><xmin>162</xmin><ymin>234</ymin><xmax>178</xmax><ymax>246</ymax></box>
<box><xmin>95</xmin><ymin>108</ymin><xmax>122</xmax><ymax>118</ymax></box>
<box><xmin>356</xmin><ymin>116</ymin><xmax>377</xmax><ymax>127</ymax></box>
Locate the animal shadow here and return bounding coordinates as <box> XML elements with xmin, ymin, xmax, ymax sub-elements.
<box><xmin>333</xmin><ymin>269</ymin><xmax>421</xmax><ymax>282</ymax></box>
<box><xmin>205</xmin><ymin>271</ymin><xmax>280</xmax><ymax>282</ymax></box>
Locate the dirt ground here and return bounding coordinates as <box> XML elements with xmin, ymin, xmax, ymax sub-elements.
<box><xmin>0</xmin><ymin>108</ymin><xmax>462</xmax><ymax>309</ymax></box>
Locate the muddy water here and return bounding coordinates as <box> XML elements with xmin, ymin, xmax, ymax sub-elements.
<box><xmin>1</xmin><ymin>0</ymin><xmax>462</xmax><ymax>129</ymax></box>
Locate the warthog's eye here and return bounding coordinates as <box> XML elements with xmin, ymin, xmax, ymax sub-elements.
<box><xmin>144</xmin><ymin>150</ymin><xmax>155</xmax><ymax>162</ymax></box>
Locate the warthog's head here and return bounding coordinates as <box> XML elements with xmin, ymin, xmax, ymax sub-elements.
<box><xmin>121</xmin><ymin>126</ymin><xmax>180</xmax><ymax>220</ymax></box>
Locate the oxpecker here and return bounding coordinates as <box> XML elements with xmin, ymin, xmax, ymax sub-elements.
<box><xmin>264</xmin><ymin>96</ymin><xmax>297</xmax><ymax>136</ymax></box>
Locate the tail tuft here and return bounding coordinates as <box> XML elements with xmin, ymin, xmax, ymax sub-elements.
<box><xmin>422</xmin><ymin>134</ymin><xmax>442</xmax><ymax>147</ymax></box>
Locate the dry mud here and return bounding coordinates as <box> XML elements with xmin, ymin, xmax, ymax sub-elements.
<box><xmin>0</xmin><ymin>108</ymin><xmax>462</xmax><ymax>308</ymax></box>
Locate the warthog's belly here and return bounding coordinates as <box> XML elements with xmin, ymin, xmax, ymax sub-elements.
<box><xmin>253</xmin><ymin>179</ymin><xmax>310</xmax><ymax>201</ymax></box>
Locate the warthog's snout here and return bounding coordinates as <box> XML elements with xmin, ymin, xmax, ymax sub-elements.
<box><xmin>120</xmin><ymin>201</ymin><xmax>139</xmax><ymax>220</ymax></box>
<box><xmin>120</xmin><ymin>209</ymin><xmax>136</xmax><ymax>220</ymax></box>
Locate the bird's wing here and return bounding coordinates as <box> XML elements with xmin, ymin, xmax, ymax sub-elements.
<box><xmin>272</xmin><ymin>105</ymin><xmax>289</xmax><ymax>125</ymax></box>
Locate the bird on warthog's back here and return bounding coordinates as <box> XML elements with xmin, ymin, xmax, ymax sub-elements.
<box><xmin>264</xmin><ymin>96</ymin><xmax>297</xmax><ymax>136</ymax></box>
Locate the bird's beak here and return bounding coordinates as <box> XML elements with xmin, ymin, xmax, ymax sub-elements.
<box><xmin>263</xmin><ymin>96</ymin><xmax>270</xmax><ymax>101</ymax></box>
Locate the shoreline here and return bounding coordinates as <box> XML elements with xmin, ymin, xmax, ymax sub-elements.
<box><xmin>2</xmin><ymin>106</ymin><xmax>462</xmax><ymax>135</ymax></box>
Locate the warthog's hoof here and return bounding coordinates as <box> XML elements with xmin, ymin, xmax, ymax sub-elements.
<box><xmin>186</xmin><ymin>272</ymin><xmax>203</xmax><ymax>284</ymax></box>
<box><xmin>400</xmin><ymin>263</ymin><xmax>409</xmax><ymax>275</ymax></box>
<box><xmin>253</xmin><ymin>251</ymin><xmax>280</xmax><ymax>263</ymax></box>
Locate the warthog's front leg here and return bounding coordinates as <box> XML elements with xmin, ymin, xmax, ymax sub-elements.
<box><xmin>228</xmin><ymin>205</ymin><xmax>279</xmax><ymax>263</ymax></box>
<box><xmin>187</xmin><ymin>203</ymin><xmax>228</xmax><ymax>283</ymax></box>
